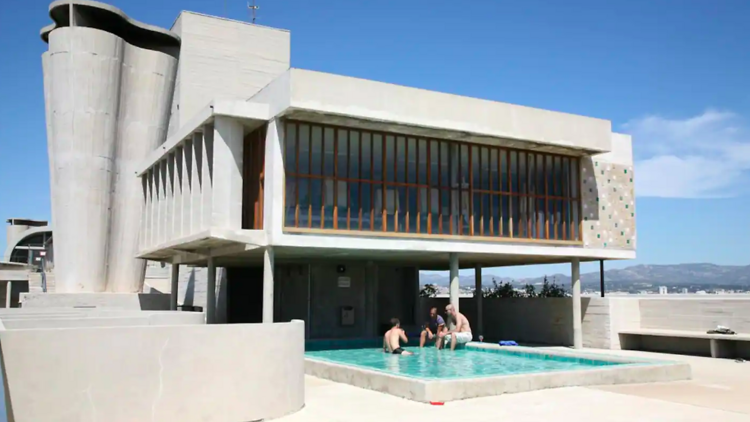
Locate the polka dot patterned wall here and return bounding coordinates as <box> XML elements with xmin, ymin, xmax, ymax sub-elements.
<box><xmin>580</xmin><ymin>158</ymin><xmax>636</xmax><ymax>250</ymax></box>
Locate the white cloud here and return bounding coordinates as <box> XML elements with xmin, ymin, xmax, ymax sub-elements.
<box><xmin>622</xmin><ymin>109</ymin><xmax>750</xmax><ymax>198</ymax></box>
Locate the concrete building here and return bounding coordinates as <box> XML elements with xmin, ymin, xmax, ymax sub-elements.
<box><xmin>135</xmin><ymin>9</ymin><xmax>636</xmax><ymax>345</ymax></box>
<box><xmin>1</xmin><ymin>219</ymin><xmax>53</xmax><ymax>307</ymax></box>
<box><xmin>42</xmin><ymin>0</ymin><xmax>179</xmax><ymax>293</ymax></box>
<box><xmin>37</xmin><ymin>1</ymin><xmax>636</xmax><ymax>347</ymax></box>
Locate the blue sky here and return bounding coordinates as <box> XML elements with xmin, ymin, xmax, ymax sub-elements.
<box><xmin>0</xmin><ymin>0</ymin><xmax>748</xmax><ymax>278</ymax></box>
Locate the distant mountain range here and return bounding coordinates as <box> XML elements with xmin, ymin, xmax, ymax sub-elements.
<box><xmin>420</xmin><ymin>263</ymin><xmax>750</xmax><ymax>290</ymax></box>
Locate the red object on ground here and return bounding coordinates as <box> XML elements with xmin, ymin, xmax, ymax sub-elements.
<box><xmin>430</xmin><ymin>402</ymin><xmax>444</xmax><ymax>406</ymax></box>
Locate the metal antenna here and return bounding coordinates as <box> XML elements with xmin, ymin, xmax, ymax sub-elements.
<box><xmin>248</xmin><ymin>0</ymin><xmax>259</xmax><ymax>23</ymax></box>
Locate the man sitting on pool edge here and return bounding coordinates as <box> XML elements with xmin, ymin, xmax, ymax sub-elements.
<box><xmin>383</xmin><ymin>318</ymin><xmax>413</xmax><ymax>355</ymax></box>
<box><xmin>420</xmin><ymin>307</ymin><xmax>446</xmax><ymax>347</ymax></box>
<box><xmin>437</xmin><ymin>303</ymin><xmax>472</xmax><ymax>351</ymax></box>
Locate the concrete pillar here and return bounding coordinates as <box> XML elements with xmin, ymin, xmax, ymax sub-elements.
<box><xmin>211</xmin><ymin>116</ymin><xmax>245</xmax><ymax>229</ymax></box>
<box><xmin>263</xmin><ymin>119</ymin><xmax>285</xmax><ymax>242</ymax></box>
<box><xmin>206</xmin><ymin>257</ymin><xmax>216</xmax><ymax>324</ymax></box>
<box><xmin>172</xmin><ymin>147</ymin><xmax>183</xmax><ymax>239</ymax></box>
<box><xmin>263</xmin><ymin>247</ymin><xmax>275</xmax><ymax>323</ymax></box>
<box><xmin>474</xmin><ymin>264</ymin><xmax>483</xmax><ymax>337</ymax></box>
<box><xmin>412</xmin><ymin>267</ymin><xmax>421</xmax><ymax>326</ymax></box>
<box><xmin>365</xmin><ymin>262</ymin><xmax>377</xmax><ymax>337</ymax></box>
<box><xmin>571</xmin><ymin>258</ymin><xmax>582</xmax><ymax>349</ymax></box>
<box><xmin>600</xmin><ymin>259</ymin><xmax>606</xmax><ymax>297</ymax></box>
<box><xmin>449</xmin><ymin>253</ymin><xmax>459</xmax><ymax>313</ymax></box>
<box><xmin>170</xmin><ymin>263</ymin><xmax>179</xmax><ymax>311</ymax></box>
<box><xmin>190</xmin><ymin>133</ymin><xmax>203</xmax><ymax>234</ymax></box>
<box><xmin>200</xmin><ymin>125</ymin><xmax>214</xmax><ymax>231</ymax></box>
<box><xmin>5</xmin><ymin>281</ymin><xmax>11</xmax><ymax>308</ymax></box>
<box><xmin>181</xmin><ymin>142</ymin><xmax>192</xmax><ymax>236</ymax></box>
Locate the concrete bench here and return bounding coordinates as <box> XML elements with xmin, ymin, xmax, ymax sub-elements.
<box><xmin>620</xmin><ymin>329</ymin><xmax>750</xmax><ymax>359</ymax></box>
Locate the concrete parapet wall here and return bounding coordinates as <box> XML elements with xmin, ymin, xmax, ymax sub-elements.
<box><xmin>418</xmin><ymin>297</ymin><xmax>581</xmax><ymax>346</ymax></box>
<box><xmin>638</xmin><ymin>298</ymin><xmax>750</xmax><ymax>333</ymax></box>
<box><xmin>20</xmin><ymin>292</ymin><xmax>172</xmax><ymax>310</ymax></box>
<box><xmin>0</xmin><ymin>320</ymin><xmax>305</xmax><ymax>422</ymax></box>
<box><xmin>0</xmin><ymin>312</ymin><xmax>204</xmax><ymax>330</ymax></box>
<box><xmin>419</xmin><ymin>296</ymin><xmax>750</xmax><ymax>350</ymax></box>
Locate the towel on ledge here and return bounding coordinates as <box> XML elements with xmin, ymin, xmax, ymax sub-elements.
<box><xmin>499</xmin><ymin>341</ymin><xmax>518</xmax><ymax>346</ymax></box>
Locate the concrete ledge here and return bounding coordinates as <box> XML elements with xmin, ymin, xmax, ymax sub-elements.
<box><xmin>20</xmin><ymin>292</ymin><xmax>171</xmax><ymax>310</ymax></box>
<box><xmin>619</xmin><ymin>329</ymin><xmax>750</xmax><ymax>359</ymax></box>
<box><xmin>0</xmin><ymin>312</ymin><xmax>204</xmax><ymax>330</ymax></box>
<box><xmin>305</xmin><ymin>343</ymin><xmax>690</xmax><ymax>403</ymax></box>
<box><xmin>1</xmin><ymin>320</ymin><xmax>305</xmax><ymax>422</ymax></box>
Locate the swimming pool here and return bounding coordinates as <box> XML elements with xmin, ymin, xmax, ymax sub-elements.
<box><xmin>306</xmin><ymin>346</ymin><xmax>623</xmax><ymax>380</ymax></box>
<box><xmin>304</xmin><ymin>342</ymin><xmax>692</xmax><ymax>402</ymax></box>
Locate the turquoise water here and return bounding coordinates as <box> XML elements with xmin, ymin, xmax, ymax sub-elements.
<box><xmin>306</xmin><ymin>346</ymin><xmax>624</xmax><ymax>380</ymax></box>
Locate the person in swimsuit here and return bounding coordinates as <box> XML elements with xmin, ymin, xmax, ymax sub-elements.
<box><xmin>436</xmin><ymin>304</ymin><xmax>472</xmax><ymax>351</ymax></box>
<box><xmin>383</xmin><ymin>318</ymin><xmax>413</xmax><ymax>355</ymax></box>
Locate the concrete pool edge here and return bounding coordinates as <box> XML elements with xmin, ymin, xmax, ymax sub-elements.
<box><xmin>304</xmin><ymin>344</ymin><xmax>692</xmax><ymax>402</ymax></box>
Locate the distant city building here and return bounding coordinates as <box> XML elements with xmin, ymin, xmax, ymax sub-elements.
<box><xmin>658</xmin><ymin>286</ymin><xmax>668</xmax><ymax>295</ymax></box>
<box><xmin>681</xmin><ymin>288</ymin><xmax>688</xmax><ymax>294</ymax></box>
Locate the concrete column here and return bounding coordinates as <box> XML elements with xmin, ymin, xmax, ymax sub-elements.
<box><xmin>172</xmin><ymin>147</ymin><xmax>183</xmax><ymax>239</ymax></box>
<box><xmin>365</xmin><ymin>262</ymin><xmax>379</xmax><ymax>337</ymax></box>
<box><xmin>212</xmin><ymin>116</ymin><xmax>245</xmax><ymax>229</ymax></box>
<box><xmin>200</xmin><ymin>125</ymin><xmax>214</xmax><ymax>230</ymax></box>
<box><xmin>181</xmin><ymin>142</ymin><xmax>193</xmax><ymax>236</ymax></box>
<box><xmin>263</xmin><ymin>119</ymin><xmax>285</xmax><ymax>242</ymax></box>
<box><xmin>170</xmin><ymin>263</ymin><xmax>179</xmax><ymax>311</ymax></box>
<box><xmin>449</xmin><ymin>253</ymin><xmax>459</xmax><ymax>313</ymax></box>
<box><xmin>474</xmin><ymin>264</ymin><xmax>483</xmax><ymax>337</ymax></box>
<box><xmin>412</xmin><ymin>267</ymin><xmax>421</xmax><ymax>326</ymax></box>
<box><xmin>571</xmin><ymin>258</ymin><xmax>582</xmax><ymax>349</ymax></box>
<box><xmin>306</xmin><ymin>264</ymin><xmax>312</xmax><ymax>340</ymax></box>
<box><xmin>190</xmin><ymin>133</ymin><xmax>203</xmax><ymax>234</ymax></box>
<box><xmin>206</xmin><ymin>257</ymin><xmax>216</xmax><ymax>324</ymax></box>
<box><xmin>263</xmin><ymin>247</ymin><xmax>275</xmax><ymax>323</ymax></box>
<box><xmin>600</xmin><ymin>259</ymin><xmax>606</xmax><ymax>297</ymax></box>
<box><xmin>5</xmin><ymin>281</ymin><xmax>11</xmax><ymax>308</ymax></box>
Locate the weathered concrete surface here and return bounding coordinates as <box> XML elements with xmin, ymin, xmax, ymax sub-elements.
<box><xmin>42</xmin><ymin>2</ymin><xmax>178</xmax><ymax>293</ymax></box>
<box><xmin>0</xmin><ymin>320</ymin><xmax>304</xmax><ymax>422</ymax></box>
<box><xmin>20</xmin><ymin>292</ymin><xmax>171</xmax><ymax>310</ymax></box>
<box><xmin>167</xmin><ymin>12</ymin><xmax>290</xmax><ymax>136</ymax></box>
<box><xmin>252</xmin><ymin>68</ymin><xmax>613</xmax><ymax>154</ymax></box>
<box><xmin>284</xmin><ymin>349</ymin><xmax>750</xmax><ymax>422</ymax></box>
<box><xmin>0</xmin><ymin>312</ymin><xmax>203</xmax><ymax>329</ymax></box>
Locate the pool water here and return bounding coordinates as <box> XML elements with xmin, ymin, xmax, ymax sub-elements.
<box><xmin>306</xmin><ymin>346</ymin><xmax>625</xmax><ymax>380</ymax></box>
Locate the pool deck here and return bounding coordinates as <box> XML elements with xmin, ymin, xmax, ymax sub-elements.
<box><xmin>281</xmin><ymin>348</ymin><xmax>750</xmax><ymax>422</ymax></box>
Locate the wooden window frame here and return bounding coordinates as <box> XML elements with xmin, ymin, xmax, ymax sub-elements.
<box><xmin>281</xmin><ymin>119</ymin><xmax>582</xmax><ymax>244</ymax></box>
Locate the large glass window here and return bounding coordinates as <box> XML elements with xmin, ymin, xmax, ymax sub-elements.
<box><xmin>282</xmin><ymin>120</ymin><xmax>581</xmax><ymax>241</ymax></box>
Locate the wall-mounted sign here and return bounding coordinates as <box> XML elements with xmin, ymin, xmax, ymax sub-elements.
<box><xmin>337</xmin><ymin>276</ymin><xmax>351</xmax><ymax>288</ymax></box>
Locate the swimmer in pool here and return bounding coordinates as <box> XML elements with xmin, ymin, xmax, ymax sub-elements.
<box><xmin>383</xmin><ymin>318</ymin><xmax>413</xmax><ymax>355</ymax></box>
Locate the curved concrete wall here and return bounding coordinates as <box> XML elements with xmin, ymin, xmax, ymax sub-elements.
<box><xmin>43</xmin><ymin>3</ymin><xmax>178</xmax><ymax>293</ymax></box>
<box><xmin>0</xmin><ymin>320</ymin><xmax>305</xmax><ymax>422</ymax></box>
